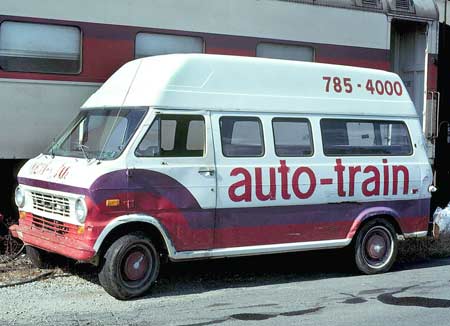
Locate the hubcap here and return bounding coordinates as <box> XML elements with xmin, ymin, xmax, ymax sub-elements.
<box><xmin>362</xmin><ymin>226</ymin><xmax>393</xmax><ymax>268</ymax></box>
<box><xmin>123</xmin><ymin>250</ymin><xmax>149</xmax><ymax>281</ymax></box>
<box><xmin>366</xmin><ymin>234</ymin><xmax>387</xmax><ymax>260</ymax></box>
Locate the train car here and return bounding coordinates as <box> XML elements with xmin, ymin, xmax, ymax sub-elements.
<box><xmin>0</xmin><ymin>0</ymin><xmax>440</xmax><ymax>218</ymax></box>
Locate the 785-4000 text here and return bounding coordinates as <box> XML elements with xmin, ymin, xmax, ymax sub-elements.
<box><xmin>322</xmin><ymin>76</ymin><xmax>403</xmax><ymax>96</ymax></box>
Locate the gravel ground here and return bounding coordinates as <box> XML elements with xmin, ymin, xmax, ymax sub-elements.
<box><xmin>0</xmin><ymin>236</ymin><xmax>450</xmax><ymax>325</ymax></box>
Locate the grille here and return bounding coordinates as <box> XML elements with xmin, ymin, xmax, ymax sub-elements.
<box><xmin>32</xmin><ymin>215</ymin><xmax>70</xmax><ymax>235</ymax></box>
<box><xmin>31</xmin><ymin>191</ymin><xmax>70</xmax><ymax>218</ymax></box>
<box><xmin>362</xmin><ymin>0</ymin><xmax>378</xmax><ymax>7</ymax></box>
<box><xmin>395</xmin><ymin>0</ymin><xmax>411</xmax><ymax>11</ymax></box>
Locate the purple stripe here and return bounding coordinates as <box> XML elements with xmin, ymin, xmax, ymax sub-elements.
<box><xmin>90</xmin><ymin>170</ymin><xmax>202</xmax><ymax>209</ymax></box>
<box><xmin>18</xmin><ymin>171</ymin><xmax>430</xmax><ymax>231</ymax></box>
<box><xmin>215</xmin><ymin>199</ymin><xmax>429</xmax><ymax>229</ymax></box>
<box><xmin>18</xmin><ymin>177</ymin><xmax>89</xmax><ymax>196</ymax></box>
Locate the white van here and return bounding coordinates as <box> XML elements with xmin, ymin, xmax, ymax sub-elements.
<box><xmin>11</xmin><ymin>54</ymin><xmax>434</xmax><ymax>299</ymax></box>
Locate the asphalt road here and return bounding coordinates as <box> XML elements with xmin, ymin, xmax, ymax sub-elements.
<box><xmin>2</xmin><ymin>250</ymin><xmax>450</xmax><ymax>325</ymax></box>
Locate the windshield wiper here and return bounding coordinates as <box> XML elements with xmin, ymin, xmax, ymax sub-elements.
<box><xmin>77</xmin><ymin>144</ymin><xmax>91</xmax><ymax>161</ymax></box>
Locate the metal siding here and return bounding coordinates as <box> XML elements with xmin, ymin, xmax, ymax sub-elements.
<box><xmin>0</xmin><ymin>79</ymin><xmax>99</xmax><ymax>158</ymax></box>
<box><xmin>0</xmin><ymin>0</ymin><xmax>390</xmax><ymax>49</ymax></box>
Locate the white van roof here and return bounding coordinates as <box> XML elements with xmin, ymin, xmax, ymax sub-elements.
<box><xmin>82</xmin><ymin>54</ymin><xmax>417</xmax><ymax>118</ymax></box>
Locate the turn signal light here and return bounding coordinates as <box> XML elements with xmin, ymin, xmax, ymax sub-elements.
<box><xmin>106</xmin><ymin>199</ymin><xmax>121</xmax><ymax>207</ymax></box>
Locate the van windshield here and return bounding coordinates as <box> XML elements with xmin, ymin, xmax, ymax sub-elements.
<box><xmin>46</xmin><ymin>107</ymin><xmax>147</xmax><ymax>160</ymax></box>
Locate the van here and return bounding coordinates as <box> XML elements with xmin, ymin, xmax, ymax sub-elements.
<box><xmin>10</xmin><ymin>54</ymin><xmax>435</xmax><ymax>299</ymax></box>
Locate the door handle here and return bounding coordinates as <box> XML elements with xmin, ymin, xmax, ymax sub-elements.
<box><xmin>198</xmin><ymin>167</ymin><xmax>215</xmax><ymax>176</ymax></box>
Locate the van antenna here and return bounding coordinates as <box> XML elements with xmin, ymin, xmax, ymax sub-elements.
<box><xmin>98</xmin><ymin>60</ymin><xmax>143</xmax><ymax>160</ymax></box>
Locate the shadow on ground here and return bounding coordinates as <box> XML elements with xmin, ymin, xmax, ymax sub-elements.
<box><xmin>63</xmin><ymin>241</ymin><xmax>450</xmax><ymax>300</ymax></box>
<box><xmin>67</xmin><ymin>248</ymin><xmax>355</xmax><ymax>298</ymax></box>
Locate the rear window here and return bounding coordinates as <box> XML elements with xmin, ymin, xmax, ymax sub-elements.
<box><xmin>321</xmin><ymin>119</ymin><xmax>412</xmax><ymax>156</ymax></box>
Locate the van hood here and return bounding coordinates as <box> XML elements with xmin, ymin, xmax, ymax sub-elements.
<box><xmin>17</xmin><ymin>154</ymin><xmax>122</xmax><ymax>190</ymax></box>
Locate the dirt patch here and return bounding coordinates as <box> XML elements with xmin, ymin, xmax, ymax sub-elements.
<box><xmin>0</xmin><ymin>254</ymin><xmax>74</xmax><ymax>288</ymax></box>
<box><xmin>397</xmin><ymin>234</ymin><xmax>450</xmax><ymax>263</ymax></box>
<box><xmin>0</xmin><ymin>254</ymin><xmax>44</xmax><ymax>285</ymax></box>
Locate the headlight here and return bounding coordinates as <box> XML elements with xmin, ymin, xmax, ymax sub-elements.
<box><xmin>74</xmin><ymin>198</ymin><xmax>88</xmax><ymax>223</ymax></box>
<box><xmin>15</xmin><ymin>186</ymin><xmax>26</xmax><ymax>208</ymax></box>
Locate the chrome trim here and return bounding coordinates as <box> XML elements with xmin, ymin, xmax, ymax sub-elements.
<box><xmin>402</xmin><ymin>231</ymin><xmax>428</xmax><ymax>239</ymax></box>
<box><xmin>0</xmin><ymin>77</ymin><xmax>101</xmax><ymax>87</ymax></box>
<box><xmin>170</xmin><ymin>238</ymin><xmax>352</xmax><ymax>261</ymax></box>
<box><xmin>93</xmin><ymin>214</ymin><xmax>177</xmax><ymax>256</ymax></box>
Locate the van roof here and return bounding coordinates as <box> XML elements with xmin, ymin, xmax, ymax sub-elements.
<box><xmin>82</xmin><ymin>54</ymin><xmax>418</xmax><ymax>118</ymax></box>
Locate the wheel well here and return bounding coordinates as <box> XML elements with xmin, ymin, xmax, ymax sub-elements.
<box><xmin>357</xmin><ymin>214</ymin><xmax>403</xmax><ymax>236</ymax></box>
<box><xmin>97</xmin><ymin>222</ymin><xmax>168</xmax><ymax>261</ymax></box>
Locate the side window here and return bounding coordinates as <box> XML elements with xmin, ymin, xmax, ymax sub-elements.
<box><xmin>321</xmin><ymin>119</ymin><xmax>412</xmax><ymax>156</ymax></box>
<box><xmin>0</xmin><ymin>21</ymin><xmax>81</xmax><ymax>74</ymax></box>
<box><xmin>346</xmin><ymin>122</ymin><xmax>375</xmax><ymax>146</ymax></box>
<box><xmin>220</xmin><ymin>117</ymin><xmax>264</xmax><ymax>157</ymax></box>
<box><xmin>161</xmin><ymin>120</ymin><xmax>176</xmax><ymax>151</ymax></box>
<box><xmin>136</xmin><ymin>115</ymin><xmax>205</xmax><ymax>157</ymax></box>
<box><xmin>186</xmin><ymin>120</ymin><xmax>205</xmax><ymax>151</ymax></box>
<box><xmin>272</xmin><ymin>118</ymin><xmax>313</xmax><ymax>157</ymax></box>
<box><xmin>135</xmin><ymin>33</ymin><xmax>204</xmax><ymax>58</ymax></box>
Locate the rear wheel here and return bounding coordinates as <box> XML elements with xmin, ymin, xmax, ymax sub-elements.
<box><xmin>98</xmin><ymin>233</ymin><xmax>160</xmax><ymax>300</ymax></box>
<box><xmin>354</xmin><ymin>218</ymin><xmax>398</xmax><ymax>274</ymax></box>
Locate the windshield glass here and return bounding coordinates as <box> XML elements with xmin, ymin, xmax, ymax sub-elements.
<box><xmin>46</xmin><ymin>107</ymin><xmax>147</xmax><ymax>160</ymax></box>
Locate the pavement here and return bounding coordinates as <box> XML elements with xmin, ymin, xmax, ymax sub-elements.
<box><xmin>1</xmin><ymin>250</ymin><xmax>450</xmax><ymax>325</ymax></box>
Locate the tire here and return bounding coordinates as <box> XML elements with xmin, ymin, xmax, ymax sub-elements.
<box><xmin>98</xmin><ymin>232</ymin><xmax>160</xmax><ymax>300</ymax></box>
<box><xmin>26</xmin><ymin>246</ymin><xmax>55</xmax><ymax>269</ymax></box>
<box><xmin>353</xmin><ymin>218</ymin><xmax>398</xmax><ymax>275</ymax></box>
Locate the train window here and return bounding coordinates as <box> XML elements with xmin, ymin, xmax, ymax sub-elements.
<box><xmin>0</xmin><ymin>21</ymin><xmax>81</xmax><ymax>74</ymax></box>
<box><xmin>135</xmin><ymin>33</ymin><xmax>204</xmax><ymax>58</ymax></box>
<box><xmin>256</xmin><ymin>42</ymin><xmax>314</xmax><ymax>62</ymax></box>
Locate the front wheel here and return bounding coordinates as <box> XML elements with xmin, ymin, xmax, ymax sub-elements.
<box><xmin>98</xmin><ymin>233</ymin><xmax>160</xmax><ymax>300</ymax></box>
<box><xmin>26</xmin><ymin>246</ymin><xmax>57</xmax><ymax>269</ymax></box>
<box><xmin>354</xmin><ymin>218</ymin><xmax>398</xmax><ymax>274</ymax></box>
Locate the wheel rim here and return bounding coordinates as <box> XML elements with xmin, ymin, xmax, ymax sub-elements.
<box><xmin>119</xmin><ymin>243</ymin><xmax>155</xmax><ymax>288</ymax></box>
<box><xmin>124</xmin><ymin>250</ymin><xmax>149</xmax><ymax>281</ymax></box>
<box><xmin>361</xmin><ymin>225</ymin><xmax>394</xmax><ymax>269</ymax></box>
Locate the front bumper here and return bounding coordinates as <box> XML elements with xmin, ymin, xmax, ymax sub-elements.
<box><xmin>10</xmin><ymin>213</ymin><xmax>96</xmax><ymax>261</ymax></box>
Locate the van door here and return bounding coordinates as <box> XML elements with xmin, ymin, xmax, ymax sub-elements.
<box><xmin>127</xmin><ymin>111</ymin><xmax>216</xmax><ymax>251</ymax></box>
<box><xmin>211</xmin><ymin>113</ymin><xmax>281</xmax><ymax>249</ymax></box>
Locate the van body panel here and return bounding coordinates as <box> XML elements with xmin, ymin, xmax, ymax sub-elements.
<box><xmin>82</xmin><ymin>54</ymin><xmax>417</xmax><ymax>118</ymax></box>
<box><xmin>125</xmin><ymin>110</ymin><xmax>217</xmax><ymax>250</ymax></box>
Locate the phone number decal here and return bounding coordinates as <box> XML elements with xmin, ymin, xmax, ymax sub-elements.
<box><xmin>322</xmin><ymin>76</ymin><xmax>403</xmax><ymax>96</ymax></box>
